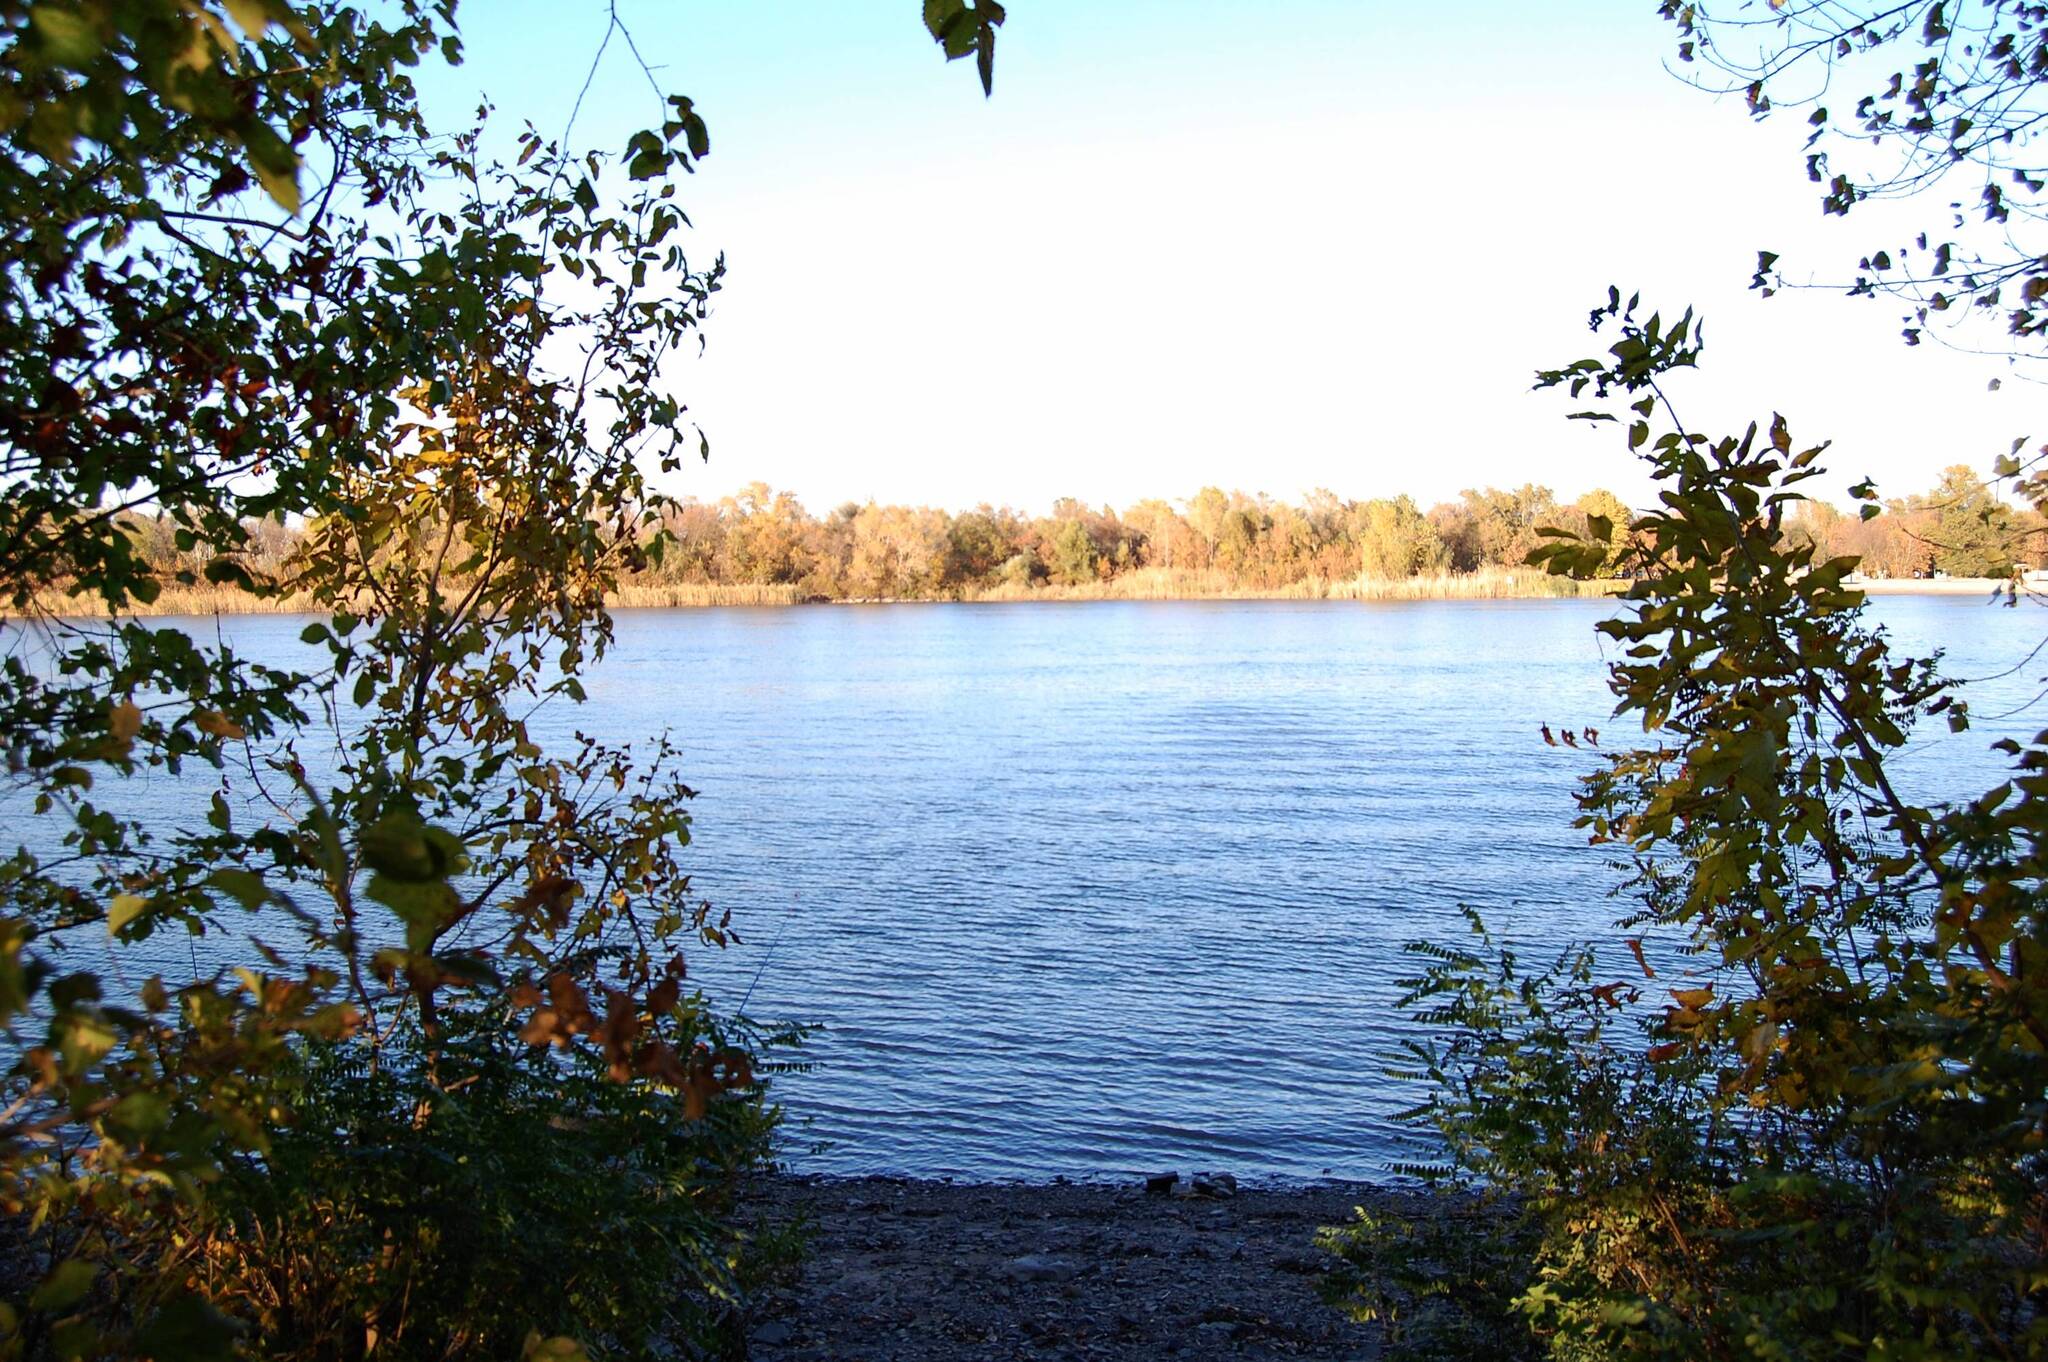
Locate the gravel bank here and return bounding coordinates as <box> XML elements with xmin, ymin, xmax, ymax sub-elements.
<box><xmin>738</xmin><ymin>1173</ymin><xmax>1400</xmax><ymax>1361</ymax></box>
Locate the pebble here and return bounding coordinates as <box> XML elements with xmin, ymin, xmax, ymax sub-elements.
<box><xmin>999</xmin><ymin>1253</ymin><xmax>1081</xmax><ymax>1283</ymax></box>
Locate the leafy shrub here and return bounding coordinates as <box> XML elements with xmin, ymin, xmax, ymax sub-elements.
<box><xmin>1324</xmin><ymin>298</ymin><xmax>2048</xmax><ymax>1360</ymax></box>
<box><xmin>26</xmin><ymin>1005</ymin><xmax>799</xmax><ymax>1362</ymax></box>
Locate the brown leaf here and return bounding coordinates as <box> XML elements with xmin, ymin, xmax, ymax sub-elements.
<box><xmin>635</xmin><ymin>1039</ymin><xmax>688</xmax><ymax>1087</ymax></box>
<box><xmin>1626</xmin><ymin>937</ymin><xmax>1656</xmax><ymax>979</ymax></box>
<box><xmin>510</xmin><ymin>875</ymin><xmax>575</xmax><ymax>930</ymax></box>
<box><xmin>109</xmin><ymin>699</ymin><xmax>142</xmax><ymax>742</ymax></box>
<box><xmin>717</xmin><ymin>1048</ymin><xmax>754</xmax><ymax>1091</ymax></box>
<box><xmin>546</xmin><ymin>972</ymin><xmax>595</xmax><ymax>1033</ymax></box>
<box><xmin>518</xmin><ymin>1007</ymin><xmax>561</xmax><ymax>1047</ymax></box>
<box><xmin>194</xmin><ymin>709</ymin><xmax>246</xmax><ymax>740</ymax></box>
<box><xmin>600</xmin><ymin>988</ymin><xmax>640</xmax><ymax>1080</ymax></box>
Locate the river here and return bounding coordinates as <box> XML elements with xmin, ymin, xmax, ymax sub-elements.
<box><xmin>11</xmin><ymin>596</ymin><xmax>2036</xmax><ymax>1180</ymax></box>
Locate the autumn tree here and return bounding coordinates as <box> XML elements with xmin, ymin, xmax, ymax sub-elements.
<box><xmin>0</xmin><ymin>0</ymin><xmax>1004</xmax><ymax>1354</ymax></box>
<box><xmin>721</xmin><ymin>481</ymin><xmax>814</xmax><ymax>583</ymax></box>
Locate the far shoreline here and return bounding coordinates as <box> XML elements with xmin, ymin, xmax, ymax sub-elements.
<box><xmin>6</xmin><ymin>574</ymin><xmax>2023</xmax><ymax>621</ymax></box>
<box><xmin>1852</xmin><ymin>576</ymin><xmax>2025</xmax><ymax>595</ymax></box>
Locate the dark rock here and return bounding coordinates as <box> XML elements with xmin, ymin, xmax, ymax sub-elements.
<box><xmin>1144</xmin><ymin>1171</ymin><xmax>1179</xmax><ymax>1195</ymax></box>
<box><xmin>749</xmin><ymin>1319</ymin><xmax>794</xmax><ymax>1346</ymax></box>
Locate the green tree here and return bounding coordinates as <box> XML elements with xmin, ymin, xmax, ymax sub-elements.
<box><xmin>1352</xmin><ymin>496</ymin><xmax>1447</xmax><ymax>578</ymax></box>
<box><xmin>1323</xmin><ymin>297</ymin><xmax>2048</xmax><ymax>1359</ymax></box>
<box><xmin>1917</xmin><ymin>463</ymin><xmax>2018</xmax><ymax>577</ymax></box>
<box><xmin>1046</xmin><ymin>516</ymin><xmax>1100</xmax><ymax>584</ymax></box>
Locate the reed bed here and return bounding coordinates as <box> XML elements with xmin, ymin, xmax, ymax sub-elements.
<box><xmin>964</xmin><ymin>566</ymin><xmax>1621</xmax><ymax>603</ymax></box>
<box><xmin>605</xmin><ymin>581</ymin><xmax>810</xmax><ymax>608</ymax></box>
<box><xmin>5</xmin><ymin>585</ymin><xmax>320</xmax><ymax>620</ymax></box>
<box><xmin>11</xmin><ymin>569</ymin><xmax>1625</xmax><ymax>620</ymax></box>
<box><xmin>1325</xmin><ymin>566</ymin><xmax>1623</xmax><ymax>600</ymax></box>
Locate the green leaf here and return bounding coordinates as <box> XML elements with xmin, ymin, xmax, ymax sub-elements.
<box><xmin>54</xmin><ymin>1012</ymin><xmax>116</xmax><ymax>1075</ymax></box>
<box><xmin>132</xmin><ymin>1293</ymin><xmax>242</xmax><ymax>1362</ymax></box>
<box><xmin>29</xmin><ymin>1259</ymin><xmax>95</xmax><ymax>1313</ymax></box>
<box><xmin>241</xmin><ymin>122</ymin><xmax>302</xmax><ymax>214</ymax></box>
<box><xmin>626</xmin><ymin>131</ymin><xmax>667</xmax><ymax>180</ymax></box>
<box><xmin>206</xmin><ymin>868</ymin><xmax>269</xmax><ymax>910</ymax></box>
<box><xmin>30</xmin><ymin>7</ymin><xmax>102</xmax><ymax>66</ymax></box>
<box><xmin>923</xmin><ymin>0</ymin><xmax>965</xmax><ymax>40</ymax></box>
<box><xmin>106</xmin><ymin>1090</ymin><xmax>171</xmax><ymax>1139</ymax></box>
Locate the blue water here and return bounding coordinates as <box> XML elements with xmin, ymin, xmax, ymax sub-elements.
<box><xmin>6</xmin><ymin>596</ymin><xmax>2036</xmax><ymax>1179</ymax></box>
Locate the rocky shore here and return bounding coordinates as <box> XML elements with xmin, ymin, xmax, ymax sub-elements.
<box><xmin>738</xmin><ymin>1173</ymin><xmax>1402</xmax><ymax>1361</ymax></box>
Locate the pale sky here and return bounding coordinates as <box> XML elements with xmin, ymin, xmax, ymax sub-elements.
<box><xmin>419</xmin><ymin>1</ymin><xmax>2033</xmax><ymax>517</ymax></box>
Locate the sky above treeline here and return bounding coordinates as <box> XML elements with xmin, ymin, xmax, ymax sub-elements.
<box><xmin>416</xmin><ymin>1</ymin><xmax>2027</xmax><ymax>517</ymax></box>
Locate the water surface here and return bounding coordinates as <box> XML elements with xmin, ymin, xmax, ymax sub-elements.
<box><xmin>579</xmin><ymin>596</ymin><xmax>2029</xmax><ymax>1179</ymax></box>
<box><xmin>11</xmin><ymin>596</ymin><xmax>2034</xmax><ymax>1180</ymax></box>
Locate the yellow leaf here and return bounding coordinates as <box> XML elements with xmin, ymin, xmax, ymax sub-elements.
<box><xmin>222</xmin><ymin>0</ymin><xmax>272</xmax><ymax>37</ymax></box>
<box><xmin>1743</xmin><ymin>1024</ymin><xmax>1778</xmax><ymax>1061</ymax></box>
<box><xmin>109</xmin><ymin>699</ymin><xmax>142</xmax><ymax>742</ymax></box>
<box><xmin>250</xmin><ymin>155</ymin><xmax>301</xmax><ymax>214</ymax></box>
<box><xmin>107</xmin><ymin>893</ymin><xmax>146</xmax><ymax>937</ymax></box>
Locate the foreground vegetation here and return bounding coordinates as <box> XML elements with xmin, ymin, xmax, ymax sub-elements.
<box><xmin>0</xmin><ymin>2</ymin><xmax>991</xmax><ymax>1358</ymax></box>
<box><xmin>7</xmin><ymin>0</ymin><xmax>2047</xmax><ymax>1358</ymax></box>
<box><xmin>1319</xmin><ymin>2</ymin><xmax>2048</xmax><ymax>1350</ymax></box>
<box><xmin>1320</xmin><ymin>303</ymin><xmax>2048</xmax><ymax>1359</ymax></box>
<box><xmin>1318</xmin><ymin>301</ymin><xmax>2048</xmax><ymax>1359</ymax></box>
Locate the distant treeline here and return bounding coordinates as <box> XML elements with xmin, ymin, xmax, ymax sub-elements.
<box><xmin>633</xmin><ymin>483</ymin><xmax>1632</xmax><ymax>599</ymax></box>
<box><xmin>112</xmin><ymin>468</ymin><xmax>2036</xmax><ymax>608</ymax></box>
<box><xmin>1784</xmin><ymin>464</ymin><xmax>2042</xmax><ymax>579</ymax></box>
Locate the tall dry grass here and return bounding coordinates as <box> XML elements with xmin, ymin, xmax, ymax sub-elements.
<box><xmin>10</xmin><ymin>580</ymin><xmax>812</xmax><ymax>620</ymax></box>
<box><xmin>963</xmin><ymin>566</ymin><xmax>1621</xmax><ymax>603</ymax></box>
<box><xmin>1325</xmin><ymin>566</ymin><xmax>1622</xmax><ymax>600</ymax></box>
<box><xmin>605</xmin><ymin>581</ymin><xmax>809</xmax><ymax>608</ymax></box>
<box><xmin>11</xmin><ymin>568</ymin><xmax>1619</xmax><ymax>620</ymax></box>
<box><xmin>5</xmin><ymin>584</ymin><xmax>319</xmax><ymax>620</ymax></box>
